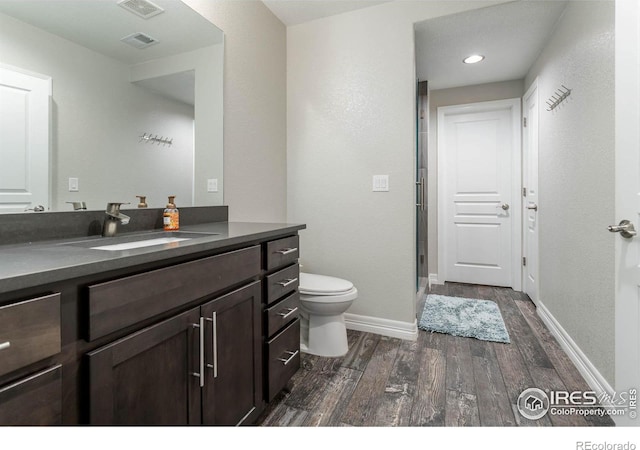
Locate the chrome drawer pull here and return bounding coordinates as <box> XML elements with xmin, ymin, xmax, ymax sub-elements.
<box><xmin>212</xmin><ymin>312</ymin><xmax>218</xmax><ymax>378</ymax></box>
<box><xmin>0</xmin><ymin>342</ymin><xmax>10</xmax><ymax>351</ymax></box>
<box><xmin>191</xmin><ymin>319</ymin><xmax>205</xmax><ymax>387</ymax></box>
<box><xmin>276</xmin><ymin>247</ymin><xmax>298</xmax><ymax>256</ymax></box>
<box><xmin>277</xmin><ymin>350</ymin><xmax>299</xmax><ymax>365</ymax></box>
<box><xmin>204</xmin><ymin>313</ymin><xmax>218</xmax><ymax>378</ymax></box>
<box><xmin>278</xmin><ymin>307</ymin><xmax>298</xmax><ymax>320</ymax></box>
<box><xmin>277</xmin><ymin>277</ymin><xmax>298</xmax><ymax>288</ymax></box>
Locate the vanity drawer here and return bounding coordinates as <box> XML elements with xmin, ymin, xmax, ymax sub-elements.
<box><xmin>88</xmin><ymin>245</ymin><xmax>260</xmax><ymax>341</ymax></box>
<box><xmin>266</xmin><ymin>319</ymin><xmax>300</xmax><ymax>402</ymax></box>
<box><xmin>0</xmin><ymin>365</ymin><xmax>62</xmax><ymax>425</ymax></box>
<box><xmin>266</xmin><ymin>235</ymin><xmax>299</xmax><ymax>271</ymax></box>
<box><xmin>265</xmin><ymin>264</ymin><xmax>299</xmax><ymax>306</ymax></box>
<box><xmin>265</xmin><ymin>291</ymin><xmax>299</xmax><ymax>337</ymax></box>
<box><xmin>0</xmin><ymin>293</ymin><xmax>61</xmax><ymax>378</ymax></box>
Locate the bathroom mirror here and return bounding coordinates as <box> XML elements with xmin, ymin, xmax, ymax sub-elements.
<box><xmin>0</xmin><ymin>0</ymin><xmax>224</xmax><ymax>213</ymax></box>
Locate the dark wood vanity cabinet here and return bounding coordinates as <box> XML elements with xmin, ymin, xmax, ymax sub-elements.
<box><xmin>0</xmin><ymin>365</ymin><xmax>62</xmax><ymax>425</ymax></box>
<box><xmin>0</xmin><ymin>228</ymin><xmax>302</xmax><ymax>426</ymax></box>
<box><xmin>201</xmin><ymin>281</ymin><xmax>262</xmax><ymax>425</ymax></box>
<box><xmin>0</xmin><ymin>293</ymin><xmax>62</xmax><ymax>425</ymax></box>
<box><xmin>262</xmin><ymin>235</ymin><xmax>301</xmax><ymax>401</ymax></box>
<box><xmin>88</xmin><ymin>307</ymin><xmax>202</xmax><ymax>425</ymax></box>
<box><xmin>88</xmin><ymin>281</ymin><xmax>263</xmax><ymax>426</ymax></box>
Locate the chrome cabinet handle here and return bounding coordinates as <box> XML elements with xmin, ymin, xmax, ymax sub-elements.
<box><xmin>0</xmin><ymin>341</ymin><xmax>10</xmax><ymax>351</ymax></box>
<box><xmin>276</xmin><ymin>248</ymin><xmax>298</xmax><ymax>255</ymax></box>
<box><xmin>212</xmin><ymin>312</ymin><xmax>218</xmax><ymax>378</ymax></box>
<box><xmin>498</xmin><ymin>203</ymin><xmax>510</xmax><ymax>211</ymax></box>
<box><xmin>608</xmin><ymin>220</ymin><xmax>637</xmax><ymax>239</ymax></box>
<box><xmin>278</xmin><ymin>307</ymin><xmax>298</xmax><ymax>320</ymax></box>
<box><xmin>526</xmin><ymin>203</ymin><xmax>538</xmax><ymax>211</ymax></box>
<box><xmin>191</xmin><ymin>318</ymin><xmax>205</xmax><ymax>387</ymax></box>
<box><xmin>205</xmin><ymin>312</ymin><xmax>218</xmax><ymax>378</ymax></box>
<box><xmin>277</xmin><ymin>350</ymin><xmax>299</xmax><ymax>365</ymax></box>
<box><xmin>277</xmin><ymin>277</ymin><xmax>298</xmax><ymax>288</ymax></box>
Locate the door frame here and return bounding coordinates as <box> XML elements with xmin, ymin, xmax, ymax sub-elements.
<box><xmin>614</xmin><ymin>0</ymin><xmax>639</xmax><ymax>427</ymax></box>
<box><xmin>437</xmin><ymin>98</ymin><xmax>522</xmax><ymax>290</ymax></box>
<box><xmin>0</xmin><ymin>63</ymin><xmax>52</xmax><ymax>213</ymax></box>
<box><xmin>522</xmin><ymin>79</ymin><xmax>539</xmax><ymax>304</ymax></box>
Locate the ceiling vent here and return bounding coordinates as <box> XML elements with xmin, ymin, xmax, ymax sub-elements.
<box><xmin>121</xmin><ymin>32</ymin><xmax>160</xmax><ymax>49</ymax></box>
<box><xmin>117</xmin><ymin>0</ymin><xmax>165</xmax><ymax>19</ymax></box>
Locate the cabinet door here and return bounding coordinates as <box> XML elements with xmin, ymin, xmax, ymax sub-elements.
<box><xmin>88</xmin><ymin>307</ymin><xmax>202</xmax><ymax>425</ymax></box>
<box><xmin>201</xmin><ymin>281</ymin><xmax>262</xmax><ymax>425</ymax></box>
<box><xmin>0</xmin><ymin>365</ymin><xmax>61</xmax><ymax>425</ymax></box>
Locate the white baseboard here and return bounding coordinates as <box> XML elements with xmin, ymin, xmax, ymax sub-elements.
<box><xmin>536</xmin><ymin>300</ymin><xmax>619</xmax><ymax>422</ymax></box>
<box><xmin>344</xmin><ymin>313</ymin><xmax>418</xmax><ymax>341</ymax></box>
<box><xmin>428</xmin><ymin>273</ymin><xmax>441</xmax><ymax>289</ymax></box>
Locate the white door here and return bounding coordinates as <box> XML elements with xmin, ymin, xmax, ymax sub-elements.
<box><xmin>438</xmin><ymin>99</ymin><xmax>521</xmax><ymax>289</ymax></box>
<box><xmin>523</xmin><ymin>80</ymin><xmax>539</xmax><ymax>304</ymax></box>
<box><xmin>0</xmin><ymin>65</ymin><xmax>51</xmax><ymax>213</ymax></box>
<box><xmin>614</xmin><ymin>0</ymin><xmax>640</xmax><ymax>427</ymax></box>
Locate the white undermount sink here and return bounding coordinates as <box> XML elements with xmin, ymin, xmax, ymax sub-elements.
<box><xmin>64</xmin><ymin>231</ymin><xmax>219</xmax><ymax>251</ymax></box>
<box><xmin>89</xmin><ymin>237</ymin><xmax>191</xmax><ymax>251</ymax></box>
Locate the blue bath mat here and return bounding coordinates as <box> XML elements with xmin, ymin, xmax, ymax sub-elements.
<box><xmin>419</xmin><ymin>294</ymin><xmax>511</xmax><ymax>344</ymax></box>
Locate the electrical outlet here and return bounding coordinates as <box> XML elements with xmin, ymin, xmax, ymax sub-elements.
<box><xmin>207</xmin><ymin>178</ymin><xmax>218</xmax><ymax>193</ymax></box>
<box><xmin>372</xmin><ymin>175</ymin><xmax>389</xmax><ymax>192</ymax></box>
<box><xmin>69</xmin><ymin>177</ymin><xmax>79</xmax><ymax>192</ymax></box>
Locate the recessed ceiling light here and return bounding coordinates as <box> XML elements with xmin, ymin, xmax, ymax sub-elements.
<box><xmin>463</xmin><ymin>54</ymin><xmax>485</xmax><ymax>64</ymax></box>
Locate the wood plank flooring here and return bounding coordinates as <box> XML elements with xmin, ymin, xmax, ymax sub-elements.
<box><xmin>257</xmin><ymin>282</ymin><xmax>615</xmax><ymax>427</ymax></box>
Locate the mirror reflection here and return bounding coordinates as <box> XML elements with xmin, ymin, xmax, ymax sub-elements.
<box><xmin>0</xmin><ymin>0</ymin><xmax>224</xmax><ymax>213</ymax></box>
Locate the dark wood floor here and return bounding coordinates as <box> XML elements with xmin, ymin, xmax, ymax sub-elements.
<box><xmin>257</xmin><ymin>282</ymin><xmax>614</xmax><ymax>427</ymax></box>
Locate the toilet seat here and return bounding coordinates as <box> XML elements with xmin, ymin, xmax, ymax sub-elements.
<box><xmin>299</xmin><ymin>272</ymin><xmax>354</xmax><ymax>295</ymax></box>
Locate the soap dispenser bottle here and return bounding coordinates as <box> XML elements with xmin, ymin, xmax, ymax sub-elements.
<box><xmin>136</xmin><ymin>195</ymin><xmax>148</xmax><ymax>208</ymax></box>
<box><xmin>163</xmin><ymin>196</ymin><xmax>179</xmax><ymax>231</ymax></box>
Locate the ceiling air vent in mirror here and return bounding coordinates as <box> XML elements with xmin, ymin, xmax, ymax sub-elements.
<box><xmin>121</xmin><ymin>32</ymin><xmax>159</xmax><ymax>49</ymax></box>
<box><xmin>117</xmin><ymin>0</ymin><xmax>164</xmax><ymax>19</ymax></box>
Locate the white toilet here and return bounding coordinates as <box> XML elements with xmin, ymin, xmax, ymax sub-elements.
<box><xmin>298</xmin><ymin>272</ymin><xmax>358</xmax><ymax>357</ymax></box>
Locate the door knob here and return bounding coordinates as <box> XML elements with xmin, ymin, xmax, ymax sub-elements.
<box><xmin>608</xmin><ymin>220</ymin><xmax>637</xmax><ymax>238</ymax></box>
<box><xmin>526</xmin><ymin>203</ymin><xmax>538</xmax><ymax>211</ymax></box>
<box><xmin>499</xmin><ymin>203</ymin><xmax>510</xmax><ymax>211</ymax></box>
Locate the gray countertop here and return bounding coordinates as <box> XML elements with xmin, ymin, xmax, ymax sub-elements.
<box><xmin>0</xmin><ymin>222</ymin><xmax>305</xmax><ymax>295</ymax></box>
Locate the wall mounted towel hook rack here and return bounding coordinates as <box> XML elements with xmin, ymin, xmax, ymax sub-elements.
<box><xmin>546</xmin><ymin>85</ymin><xmax>572</xmax><ymax>111</ymax></box>
<box><xmin>139</xmin><ymin>132</ymin><xmax>173</xmax><ymax>147</ymax></box>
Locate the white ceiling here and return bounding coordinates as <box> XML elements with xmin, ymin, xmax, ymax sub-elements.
<box><xmin>415</xmin><ymin>1</ymin><xmax>568</xmax><ymax>90</ymax></box>
<box><xmin>262</xmin><ymin>0</ymin><xmax>391</xmax><ymax>26</ymax></box>
<box><xmin>0</xmin><ymin>0</ymin><xmax>223</xmax><ymax>65</ymax></box>
<box><xmin>0</xmin><ymin>0</ymin><xmax>224</xmax><ymax>106</ymax></box>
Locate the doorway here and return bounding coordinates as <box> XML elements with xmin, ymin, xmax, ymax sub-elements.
<box><xmin>437</xmin><ymin>99</ymin><xmax>522</xmax><ymax>289</ymax></box>
<box><xmin>522</xmin><ymin>80</ymin><xmax>539</xmax><ymax>304</ymax></box>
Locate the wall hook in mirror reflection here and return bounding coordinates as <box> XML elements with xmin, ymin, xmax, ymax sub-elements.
<box><xmin>139</xmin><ymin>133</ymin><xmax>173</xmax><ymax>147</ymax></box>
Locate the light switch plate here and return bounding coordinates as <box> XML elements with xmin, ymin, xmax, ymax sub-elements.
<box><xmin>69</xmin><ymin>177</ymin><xmax>79</xmax><ymax>192</ymax></box>
<box><xmin>207</xmin><ymin>178</ymin><xmax>218</xmax><ymax>192</ymax></box>
<box><xmin>372</xmin><ymin>175</ymin><xmax>389</xmax><ymax>192</ymax></box>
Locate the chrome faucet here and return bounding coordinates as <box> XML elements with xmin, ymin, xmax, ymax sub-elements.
<box><xmin>102</xmin><ymin>202</ymin><xmax>130</xmax><ymax>237</ymax></box>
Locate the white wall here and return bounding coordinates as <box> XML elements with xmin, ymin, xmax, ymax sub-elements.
<box><xmin>183</xmin><ymin>0</ymin><xmax>287</xmax><ymax>222</ymax></box>
<box><xmin>131</xmin><ymin>45</ymin><xmax>225</xmax><ymax>207</ymax></box>
<box><xmin>525</xmin><ymin>1</ymin><xmax>615</xmax><ymax>384</ymax></box>
<box><xmin>286</xmin><ymin>1</ymin><xmax>505</xmax><ymax>327</ymax></box>
<box><xmin>0</xmin><ymin>12</ymin><xmax>196</xmax><ymax>211</ymax></box>
<box><xmin>427</xmin><ymin>79</ymin><xmax>525</xmax><ymax>279</ymax></box>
